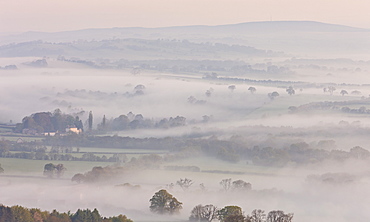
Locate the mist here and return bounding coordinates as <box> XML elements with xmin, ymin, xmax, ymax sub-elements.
<box><xmin>1</xmin><ymin>20</ymin><xmax>370</xmax><ymax>222</ymax></box>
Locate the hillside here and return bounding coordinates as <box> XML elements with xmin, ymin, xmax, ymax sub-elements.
<box><xmin>1</xmin><ymin>21</ymin><xmax>369</xmax><ymax>57</ymax></box>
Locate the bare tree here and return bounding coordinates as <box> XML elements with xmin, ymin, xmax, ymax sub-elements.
<box><xmin>176</xmin><ymin>178</ymin><xmax>194</xmax><ymax>191</ymax></box>
<box><xmin>249</xmin><ymin>209</ymin><xmax>266</xmax><ymax>222</ymax></box>
<box><xmin>189</xmin><ymin>204</ymin><xmax>218</xmax><ymax>222</ymax></box>
<box><xmin>220</xmin><ymin>178</ymin><xmax>232</xmax><ymax>191</ymax></box>
<box><xmin>266</xmin><ymin>210</ymin><xmax>293</xmax><ymax>222</ymax></box>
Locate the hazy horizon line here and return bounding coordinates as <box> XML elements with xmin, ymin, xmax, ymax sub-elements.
<box><xmin>2</xmin><ymin>20</ymin><xmax>368</xmax><ymax>35</ymax></box>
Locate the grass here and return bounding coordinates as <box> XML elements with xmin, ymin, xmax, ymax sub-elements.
<box><xmin>76</xmin><ymin>147</ymin><xmax>168</xmax><ymax>154</ymax></box>
<box><xmin>0</xmin><ymin>134</ymin><xmax>44</xmax><ymax>142</ymax></box>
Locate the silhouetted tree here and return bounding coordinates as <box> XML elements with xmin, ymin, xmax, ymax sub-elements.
<box><xmin>88</xmin><ymin>111</ymin><xmax>93</xmax><ymax>131</ymax></box>
<box><xmin>43</xmin><ymin>163</ymin><xmax>56</xmax><ymax>178</ymax></box>
<box><xmin>228</xmin><ymin>85</ymin><xmax>236</xmax><ymax>92</ymax></box>
<box><xmin>268</xmin><ymin>92</ymin><xmax>279</xmax><ymax>100</ymax></box>
<box><xmin>286</xmin><ymin>86</ymin><xmax>295</xmax><ymax>96</ymax></box>
<box><xmin>340</xmin><ymin>90</ymin><xmax>348</xmax><ymax>96</ymax></box>
<box><xmin>232</xmin><ymin>180</ymin><xmax>252</xmax><ymax>191</ymax></box>
<box><xmin>327</xmin><ymin>86</ymin><xmax>336</xmax><ymax>95</ymax></box>
<box><xmin>176</xmin><ymin>178</ymin><xmax>194</xmax><ymax>191</ymax></box>
<box><xmin>55</xmin><ymin>164</ymin><xmax>66</xmax><ymax>178</ymax></box>
<box><xmin>248</xmin><ymin>87</ymin><xmax>256</xmax><ymax>94</ymax></box>
<box><xmin>72</xmin><ymin>173</ymin><xmax>85</xmax><ymax>183</ymax></box>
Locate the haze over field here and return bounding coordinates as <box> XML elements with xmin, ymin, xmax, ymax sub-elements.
<box><xmin>1</xmin><ymin>1</ymin><xmax>370</xmax><ymax>222</ymax></box>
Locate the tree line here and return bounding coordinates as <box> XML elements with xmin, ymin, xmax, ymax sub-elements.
<box><xmin>0</xmin><ymin>205</ymin><xmax>132</xmax><ymax>222</ymax></box>
<box><xmin>41</xmin><ymin>134</ymin><xmax>370</xmax><ymax>166</ymax></box>
<box><xmin>149</xmin><ymin>189</ymin><xmax>293</xmax><ymax>222</ymax></box>
<box><xmin>15</xmin><ymin>109</ymin><xmax>189</xmax><ymax>135</ymax></box>
<box><xmin>14</xmin><ymin>109</ymin><xmax>83</xmax><ymax>134</ymax></box>
<box><xmin>2</xmin><ymin>133</ymin><xmax>370</xmax><ymax>168</ymax></box>
<box><xmin>0</xmin><ymin>140</ymin><xmax>128</xmax><ymax>163</ymax></box>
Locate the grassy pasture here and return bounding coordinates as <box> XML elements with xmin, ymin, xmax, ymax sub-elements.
<box><xmin>0</xmin><ymin>134</ymin><xmax>44</xmax><ymax>142</ymax></box>
<box><xmin>76</xmin><ymin>147</ymin><xmax>168</xmax><ymax>154</ymax></box>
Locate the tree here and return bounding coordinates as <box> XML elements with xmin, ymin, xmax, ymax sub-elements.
<box><xmin>224</xmin><ymin>214</ymin><xmax>248</xmax><ymax>222</ymax></box>
<box><xmin>232</xmin><ymin>180</ymin><xmax>252</xmax><ymax>191</ymax></box>
<box><xmin>205</xmin><ymin>90</ymin><xmax>212</xmax><ymax>97</ymax></box>
<box><xmin>350</xmin><ymin>146</ymin><xmax>370</xmax><ymax>159</ymax></box>
<box><xmin>71</xmin><ymin>208</ymin><xmax>101</xmax><ymax>222</ymax></box>
<box><xmin>149</xmin><ymin>189</ymin><xmax>182</xmax><ymax>214</ymax></box>
<box><xmin>268</xmin><ymin>92</ymin><xmax>279</xmax><ymax>100</ymax></box>
<box><xmin>111</xmin><ymin>115</ymin><xmax>130</xmax><ymax>131</ymax></box>
<box><xmin>248</xmin><ymin>209</ymin><xmax>266</xmax><ymax>222</ymax></box>
<box><xmin>72</xmin><ymin>173</ymin><xmax>86</xmax><ymax>183</ymax></box>
<box><xmin>55</xmin><ymin>164</ymin><xmax>66</xmax><ymax>178</ymax></box>
<box><xmin>176</xmin><ymin>178</ymin><xmax>193</xmax><ymax>191</ymax></box>
<box><xmin>88</xmin><ymin>111</ymin><xmax>93</xmax><ymax>131</ymax></box>
<box><xmin>248</xmin><ymin>87</ymin><xmax>256</xmax><ymax>94</ymax></box>
<box><xmin>351</xmin><ymin>90</ymin><xmax>361</xmax><ymax>95</ymax></box>
<box><xmin>228</xmin><ymin>85</ymin><xmax>236</xmax><ymax>92</ymax></box>
<box><xmin>102</xmin><ymin>115</ymin><xmax>106</xmax><ymax>129</ymax></box>
<box><xmin>188</xmin><ymin>96</ymin><xmax>197</xmax><ymax>104</ymax></box>
<box><xmin>43</xmin><ymin>163</ymin><xmax>56</xmax><ymax>178</ymax></box>
<box><xmin>327</xmin><ymin>86</ymin><xmax>336</xmax><ymax>95</ymax></box>
<box><xmin>189</xmin><ymin>204</ymin><xmax>218</xmax><ymax>222</ymax></box>
<box><xmin>134</xmin><ymin>84</ymin><xmax>146</xmax><ymax>91</ymax></box>
<box><xmin>218</xmin><ymin>206</ymin><xmax>243</xmax><ymax>222</ymax></box>
<box><xmin>0</xmin><ymin>164</ymin><xmax>4</xmax><ymax>173</ymax></box>
<box><xmin>134</xmin><ymin>85</ymin><xmax>145</xmax><ymax>95</ymax></box>
<box><xmin>340</xmin><ymin>90</ymin><xmax>348</xmax><ymax>96</ymax></box>
<box><xmin>266</xmin><ymin>210</ymin><xmax>293</xmax><ymax>222</ymax></box>
<box><xmin>74</xmin><ymin>116</ymin><xmax>84</xmax><ymax>132</ymax></box>
<box><xmin>286</xmin><ymin>86</ymin><xmax>295</xmax><ymax>96</ymax></box>
<box><xmin>131</xmin><ymin>67</ymin><xmax>141</xmax><ymax>75</ymax></box>
<box><xmin>103</xmin><ymin>214</ymin><xmax>133</xmax><ymax>222</ymax></box>
<box><xmin>43</xmin><ymin>163</ymin><xmax>66</xmax><ymax>178</ymax></box>
<box><xmin>10</xmin><ymin>205</ymin><xmax>34</xmax><ymax>222</ymax></box>
<box><xmin>220</xmin><ymin>178</ymin><xmax>232</xmax><ymax>191</ymax></box>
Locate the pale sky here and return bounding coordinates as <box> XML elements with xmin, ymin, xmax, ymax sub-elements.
<box><xmin>1</xmin><ymin>0</ymin><xmax>370</xmax><ymax>33</ymax></box>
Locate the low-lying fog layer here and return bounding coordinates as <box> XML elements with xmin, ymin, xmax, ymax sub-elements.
<box><xmin>1</xmin><ymin>55</ymin><xmax>370</xmax><ymax>222</ymax></box>
<box><xmin>1</xmin><ymin>157</ymin><xmax>370</xmax><ymax>222</ymax></box>
<box><xmin>1</xmin><ymin>64</ymin><xmax>369</xmax><ymax>127</ymax></box>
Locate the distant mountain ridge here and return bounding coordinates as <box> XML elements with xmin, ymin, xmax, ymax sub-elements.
<box><xmin>0</xmin><ymin>21</ymin><xmax>369</xmax><ymax>57</ymax></box>
<box><xmin>1</xmin><ymin>21</ymin><xmax>368</xmax><ymax>45</ymax></box>
<box><xmin>162</xmin><ymin>21</ymin><xmax>367</xmax><ymax>32</ymax></box>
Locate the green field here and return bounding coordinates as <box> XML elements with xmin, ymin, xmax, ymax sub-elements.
<box><xmin>0</xmin><ymin>134</ymin><xmax>44</xmax><ymax>142</ymax></box>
